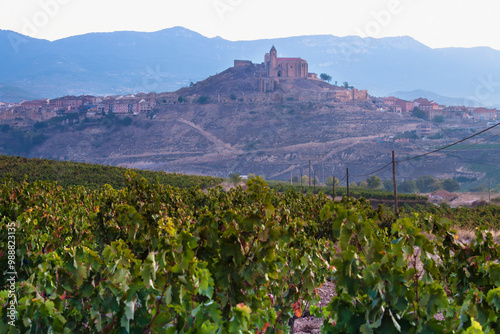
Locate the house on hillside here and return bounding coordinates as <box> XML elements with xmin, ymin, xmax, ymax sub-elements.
<box><xmin>473</xmin><ymin>107</ymin><xmax>497</xmax><ymax>121</ymax></box>
<box><xmin>20</xmin><ymin>99</ymin><xmax>49</xmax><ymax>112</ymax></box>
<box><xmin>416</xmin><ymin>124</ymin><xmax>433</xmax><ymax>138</ymax></box>
<box><xmin>377</xmin><ymin>97</ymin><xmax>413</xmax><ymax>113</ymax></box>
<box><xmin>414</xmin><ymin>98</ymin><xmax>439</xmax><ymax>112</ymax></box>
<box><xmin>395</xmin><ymin>99</ymin><xmax>414</xmax><ymax>113</ymax></box>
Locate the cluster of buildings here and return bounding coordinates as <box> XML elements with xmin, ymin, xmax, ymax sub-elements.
<box><xmin>375</xmin><ymin>96</ymin><xmax>498</xmax><ymax>121</ymax></box>
<box><xmin>1</xmin><ymin>46</ymin><xmax>498</xmax><ymax>129</ymax></box>
<box><xmin>0</xmin><ymin>93</ymin><xmax>159</xmax><ymax>126</ymax></box>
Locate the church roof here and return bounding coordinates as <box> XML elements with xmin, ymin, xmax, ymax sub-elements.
<box><xmin>270</xmin><ymin>45</ymin><xmax>276</xmax><ymax>52</ymax></box>
<box><xmin>277</xmin><ymin>57</ymin><xmax>305</xmax><ymax>61</ymax></box>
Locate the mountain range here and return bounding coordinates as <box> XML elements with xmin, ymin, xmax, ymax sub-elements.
<box><xmin>1</xmin><ymin>26</ymin><xmax>500</xmax><ymax>107</ymax></box>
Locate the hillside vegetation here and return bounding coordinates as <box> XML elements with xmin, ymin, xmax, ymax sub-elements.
<box><xmin>0</xmin><ymin>155</ymin><xmax>222</xmax><ymax>189</ymax></box>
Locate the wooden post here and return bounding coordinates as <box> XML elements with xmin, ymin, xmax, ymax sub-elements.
<box><xmin>332</xmin><ymin>175</ymin><xmax>335</xmax><ymax>201</ymax></box>
<box><xmin>346</xmin><ymin>168</ymin><xmax>349</xmax><ymax>198</ymax></box>
<box><xmin>313</xmin><ymin>171</ymin><xmax>316</xmax><ymax>191</ymax></box>
<box><xmin>322</xmin><ymin>156</ymin><xmax>324</xmax><ymax>185</ymax></box>
<box><xmin>489</xmin><ymin>178</ymin><xmax>491</xmax><ymax>202</ymax></box>
<box><xmin>309</xmin><ymin>160</ymin><xmax>311</xmax><ymax>188</ymax></box>
<box><xmin>392</xmin><ymin>151</ymin><xmax>398</xmax><ymax>217</ymax></box>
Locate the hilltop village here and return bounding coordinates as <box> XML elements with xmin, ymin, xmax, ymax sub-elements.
<box><xmin>0</xmin><ymin>47</ymin><xmax>498</xmax><ymax>131</ymax></box>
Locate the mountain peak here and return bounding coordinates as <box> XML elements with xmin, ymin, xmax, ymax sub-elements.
<box><xmin>1</xmin><ymin>27</ymin><xmax>499</xmax><ymax>105</ymax></box>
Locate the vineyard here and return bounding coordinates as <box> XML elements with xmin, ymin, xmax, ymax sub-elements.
<box><xmin>0</xmin><ymin>155</ymin><xmax>223</xmax><ymax>189</ymax></box>
<box><xmin>268</xmin><ymin>182</ymin><xmax>427</xmax><ymax>201</ymax></box>
<box><xmin>1</xmin><ymin>174</ymin><xmax>500</xmax><ymax>333</ymax></box>
<box><xmin>410</xmin><ymin>203</ymin><xmax>500</xmax><ymax>230</ymax></box>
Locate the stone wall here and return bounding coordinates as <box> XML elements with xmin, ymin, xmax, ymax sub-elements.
<box><xmin>234</xmin><ymin>60</ymin><xmax>253</xmax><ymax>67</ymax></box>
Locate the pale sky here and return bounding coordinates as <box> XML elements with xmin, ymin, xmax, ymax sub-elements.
<box><xmin>1</xmin><ymin>0</ymin><xmax>500</xmax><ymax>50</ymax></box>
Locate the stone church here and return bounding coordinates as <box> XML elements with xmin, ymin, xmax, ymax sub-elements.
<box><xmin>265</xmin><ymin>46</ymin><xmax>309</xmax><ymax>78</ymax></box>
<box><xmin>233</xmin><ymin>46</ymin><xmax>326</xmax><ymax>93</ymax></box>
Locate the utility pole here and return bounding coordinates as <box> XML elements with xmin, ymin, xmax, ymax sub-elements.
<box><xmin>346</xmin><ymin>168</ymin><xmax>349</xmax><ymax>198</ymax></box>
<box><xmin>322</xmin><ymin>156</ymin><xmax>325</xmax><ymax>185</ymax></box>
<box><xmin>309</xmin><ymin>160</ymin><xmax>311</xmax><ymax>188</ymax></box>
<box><xmin>392</xmin><ymin>151</ymin><xmax>398</xmax><ymax>217</ymax></box>
<box><xmin>314</xmin><ymin>170</ymin><xmax>316</xmax><ymax>192</ymax></box>
<box><xmin>488</xmin><ymin>178</ymin><xmax>491</xmax><ymax>202</ymax></box>
<box><xmin>332</xmin><ymin>174</ymin><xmax>335</xmax><ymax>201</ymax></box>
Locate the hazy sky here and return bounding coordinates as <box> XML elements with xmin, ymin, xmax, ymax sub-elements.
<box><xmin>1</xmin><ymin>0</ymin><xmax>500</xmax><ymax>50</ymax></box>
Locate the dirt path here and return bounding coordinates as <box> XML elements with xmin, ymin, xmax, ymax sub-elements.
<box><xmin>176</xmin><ymin>118</ymin><xmax>239</xmax><ymax>154</ymax></box>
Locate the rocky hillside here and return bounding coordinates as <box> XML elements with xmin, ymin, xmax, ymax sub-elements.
<box><xmin>2</xmin><ymin>65</ymin><xmax>499</xmax><ymax>185</ymax></box>
<box><xmin>19</xmin><ymin>100</ymin><xmax>423</xmax><ymax>179</ymax></box>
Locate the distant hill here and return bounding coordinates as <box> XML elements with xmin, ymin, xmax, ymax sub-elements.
<box><xmin>2</xmin><ymin>62</ymin><xmax>500</xmax><ymax>185</ymax></box>
<box><xmin>388</xmin><ymin>90</ymin><xmax>481</xmax><ymax>107</ymax></box>
<box><xmin>1</xmin><ymin>27</ymin><xmax>500</xmax><ymax>106</ymax></box>
<box><xmin>0</xmin><ymin>154</ymin><xmax>223</xmax><ymax>189</ymax></box>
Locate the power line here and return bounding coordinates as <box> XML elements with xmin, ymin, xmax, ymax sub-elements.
<box><xmin>323</xmin><ymin>124</ymin><xmax>500</xmax><ymax>188</ymax></box>
<box><xmin>350</xmin><ymin>161</ymin><xmax>393</xmax><ymax>178</ymax></box>
<box><xmin>340</xmin><ymin>123</ymin><xmax>500</xmax><ymax>181</ymax></box>
<box><xmin>396</xmin><ymin>122</ymin><xmax>500</xmax><ymax>163</ymax></box>
<box><xmin>398</xmin><ymin>131</ymin><xmax>500</xmax><ymax>165</ymax></box>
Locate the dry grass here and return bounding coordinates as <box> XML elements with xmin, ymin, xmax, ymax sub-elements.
<box><xmin>422</xmin><ymin>228</ymin><xmax>500</xmax><ymax>244</ymax></box>
<box><xmin>455</xmin><ymin>228</ymin><xmax>500</xmax><ymax>244</ymax></box>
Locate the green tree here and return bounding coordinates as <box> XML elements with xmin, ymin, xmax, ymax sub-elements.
<box><xmin>398</xmin><ymin>180</ymin><xmax>417</xmax><ymax>193</ymax></box>
<box><xmin>433</xmin><ymin>115</ymin><xmax>445</xmax><ymax>123</ymax></box>
<box><xmin>443</xmin><ymin>179</ymin><xmax>460</xmax><ymax>192</ymax></box>
<box><xmin>229</xmin><ymin>173</ymin><xmax>242</xmax><ymax>186</ymax></box>
<box><xmin>198</xmin><ymin>96</ymin><xmax>210</xmax><ymax>104</ymax></box>
<box><xmin>416</xmin><ymin>175</ymin><xmax>441</xmax><ymax>193</ymax></box>
<box><xmin>301</xmin><ymin>175</ymin><xmax>309</xmax><ymax>185</ymax></box>
<box><xmin>366</xmin><ymin>175</ymin><xmax>382</xmax><ymax>189</ymax></box>
<box><xmin>230</xmin><ymin>94</ymin><xmax>237</xmax><ymax>100</ymax></box>
<box><xmin>177</xmin><ymin>96</ymin><xmax>184</xmax><ymax>103</ymax></box>
<box><xmin>34</xmin><ymin>121</ymin><xmax>47</xmax><ymax>130</ymax></box>
<box><xmin>411</xmin><ymin>108</ymin><xmax>426</xmax><ymax>119</ymax></box>
<box><xmin>470</xmin><ymin>184</ymin><xmax>487</xmax><ymax>192</ymax></box>
<box><xmin>121</xmin><ymin>117</ymin><xmax>132</xmax><ymax>127</ymax></box>
<box><xmin>359</xmin><ymin>181</ymin><xmax>368</xmax><ymax>188</ymax></box>
<box><xmin>325</xmin><ymin>176</ymin><xmax>339</xmax><ymax>186</ymax></box>
<box><xmin>383</xmin><ymin>179</ymin><xmax>394</xmax><ymax>191</ymax></box>
<box><xmin>320</xmin><ymin>73</ymin><xmax>332</xmax><ymax>83</ymax></box>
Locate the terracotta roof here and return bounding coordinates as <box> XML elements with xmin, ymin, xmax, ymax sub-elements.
<box><xmin>474</xmin><ymin>108</ymin><xmax>497</xmax><ymax>113</ymax></box>
<box><xmin>277</xmin><ymin>57</ymin><xmax>305</xmax><ymax>61</ymax></box>
<box><xmin>22</xmin><ymin>100</ymin><xmax>47</xmax><ymax>104</ymax></box>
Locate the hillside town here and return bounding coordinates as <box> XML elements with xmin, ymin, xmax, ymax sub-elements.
<box><xmin>1</xmin><ymin>92</ymin><xmax>497</xmax><ymax>130</ymax></box>
<box><xmin>0</xmin><ymin>46</ymin><xmax>498</xmax><ymax>130</ymax></box>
